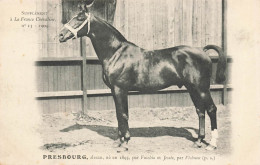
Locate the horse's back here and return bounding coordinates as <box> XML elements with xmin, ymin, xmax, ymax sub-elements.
<box><xmin>104</xmin><ymin>43</ymin><xmax>212</xmax><ymax>91</ymax></box>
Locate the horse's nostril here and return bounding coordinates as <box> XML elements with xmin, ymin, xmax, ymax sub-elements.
<box><xmin>59</xmin><ymin>33</ymin><xmax>64</xmax><ymax>39</ymax></box>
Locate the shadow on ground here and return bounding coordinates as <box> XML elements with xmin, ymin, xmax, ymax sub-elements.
<box><xmin>41</xmin><ymin>140</ymin><xmax>92</xmax><ymax>151</ymax></box>
<box><xmin>60</xmin><ymin>124</ymin><xmax>198</xmax><ymax>142</ymax></box>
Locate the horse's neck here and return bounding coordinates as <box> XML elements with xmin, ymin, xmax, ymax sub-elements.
<box><xmin>88</xmin><ymin>16</ymin><xmax>126</xmax><ymax>62</ymax></box>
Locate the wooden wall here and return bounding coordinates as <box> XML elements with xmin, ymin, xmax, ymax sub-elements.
<box><xmin>36</xmin><ymin>0</ymin><xmax>231</xmax><ymax>114</ymax></box>
<box><xmin>113</xmin><ymin>0</ymin><xmax>222</xmax><ymax>49</ymax></box>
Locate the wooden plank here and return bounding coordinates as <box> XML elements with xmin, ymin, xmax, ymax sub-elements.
<box><xmin>36</xmin><ymin>66</ymin><xmax>43</xmax><ymax>92</ymax></box>
<box><xmin>67</xmin><ymin>65</ymin><xmax>72</xmax><ymax>91</ymax></box>
<box><xmin>216</xmin><ymin>0</ymin><xmax>222</xmax><ymax>46</ymax></box>
<box><xmin>153</xmin><ymin>0</ymin><xmax>158</xmax><ymax>49</ymax></box>
<box><xmin>35</xmin><ymin>84</ymin><xmax>231</xmax><ymax>98</ymax></box>
<box><xmin>162</xmin><ymin>0</ymin><xmax>168</xmax><ymax>48</ymax></box>
<box><xmin>104</xmin><ymin>96</ymin><xmax>108</xmax><ymax>110</ymax></box>
<box><xmin>205</xmin><ymin>0</ymin><xmax>211</xmax><ymax>45</ymax></box>
<box><xmin>50</xmin><ymin>98</ymin><xmax>58</xmax><ymax>113</ymax></box>
<box><xmin>71</xmin><ymin>65</ymin><xmax>77</xmax><ymax>109</ymax></box>
<box><xmin>65</xmin><ymin>97</ymin><xmax>70</xmax><ymax>113</ymax></box>
<box><xmin>107</xmin><ymin>95</ymin><xmax>114</xmax><ymax>110</ymax></box>
<box><xmin>42</xmin><ymin>99</ymin><xmax>48</xmax><ymax>114</ymax></box>
<box><xmin>133</xmin><ymin>0</ymin><xmax>138</xmax><ymax>46</ymax></box>
<box><xmin>211</xmin><ymin>62</ymin><xmax>217</xmax><ymax>84</ymax></box>
<box><xmin>212</xmin><ymin>0</ymin><xmax>218</xmax><ymax>45</ymax></box>
<box><xmin>47</xmin><ymin>1</ymin><xmax>56</xmax><ymax>57</ymax></box>
<box><xmin>182</xmin><ymin>0</ymin><xmax>193</xmax><ymax>45</ymax></box>
<box><xmin>77</xmin><ymin>64</ymin><xmax>82</xmax><ymax>90</ymax></box>
<box><xmin>71</xmin><ymin>65</ymin><xmax>77</xmax><ymax>90</ymax></box>
<box><xmin>42</xmin><ymin>65</ymin><xmax>49</xmax><ymax>92</ymax></box>
<box><xmin>222</xmin><ymin>0</ymin><xmax>228</xmax><ymax>105</ymax></box>
<box><xmin>53</xmin><ymin>65</ymin><xmax>58</xmax><ymax>91</ymax></box>
<box><xmin>89</xmin><ymin>64</ymin><xmax>95</xmax><ymax>90</ymax></box>
<box><xmin>128</xmin><ymin>0</ymin><xmax>135</xmax><ymax>42</ymax></box>
<box><xmin>81</xmin><ymin>37</ymin><xmax>88</xmax><ymax>114</ymax></box>
<box><xmin>94</xmin><ymin>65</ymin><xmax>99</xmax><ymax>89</ymax></box>
<box><xmin>200</xmin><ymin>0</ymin><xmax>206</xmax><ymax>46</ymax></box>
<box><xmin>41</xmin><ymin>0</ymin><xmax>48</xmax><ymax>58</ymax></box>
<box><xmin>166</xmin><ymin>93</ymin><xmax>171</xmax><ymax>107</ymax></box>
<box><xmin>144</xmin><ymin>94</ymin><xmax>150</xmax><ymax>108</ymax></box>
<box><xmin>60</xmin><ymin>65</ymin><xmax>66</xmax><ymax>91</ymax></box>
<box><xmin>36</xmin><ymin>90</ymin><xmax>83</xmax><ymax>98</ymax></box>
<box><xmin>227</xmin><ymin>62</ymin><xmax>232</xmax><ymax>84</ymax></box>
<box><xmin>192</xmin><ymin>0</ymin><xmax>202</xmax><ymax>47</ymax></box>
<box><xmin>35</xmin><ymin>55</ymin><xmax>232</xmax><ymax>63</ymax></box>
<box><xmin>86</xmin><ymin>56</ymin><xmax>99</xmax><ymax>61</ymax></box>
<box><xmin>158</xmin><ymin>93</ymin><xmax>164</xmax><ymax>108</ymax></box>
<box><xmin>167</xmin><ymin>0</ymin><xmax>175</xmax><ymax>47</ymax></box>
<box><xmin>57</xmin><ymin>65</ymin><xmax>61</xmax><ymax>92</ymax></box>
<box><xmin>139</xmin><ymin>94</ymin><xmax>144</xmax><ymax>108</ymax></box>
<box><xmin>98</xmin><ymin>96</ymin><xmax>104</xmax><ymax>111</ymax></box>
<box><xmin>210</xmin><ymin>0</ymin><xmax>216</xmax><ymax>45</ymax></box>
<box><xmin>94</xmin><ymin>96</ymin><xmax>100</xmax><ymax>110</ymax></box>
<box><xmin>86</xmin><ymin>61</ymin><xmax>91</xmax><ymax>90</ymax></box>
<box><xmin>98</xmin><ymin>65</ymin><xmax>105</xmax><ymax>89</ymax></box>
<box><xmin>89</xmin><ymin>97</ymin><xmax>94</xmax><ymax>110</ymax></box>
<box><xmin>197</xmin><ymin>0</ymin><xmax>202</xmax><ymax>47</ymax></box>
<box><xmin>174</xmin><ymin>0</ymin><xmax>182</xmax><ymax>45</ymax></box>
<box><xmin>36</xmin><ymin>57</ymin><xmax>83</xmax><ymax>62</ymax></box>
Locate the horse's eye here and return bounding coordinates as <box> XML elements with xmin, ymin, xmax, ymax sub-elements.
<box><xmin>77</xmin><ymin>16</ymin><xmax>85</xmax><ymax>21</ymax></box>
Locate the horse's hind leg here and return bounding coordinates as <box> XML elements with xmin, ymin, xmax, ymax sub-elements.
<box><xmin>111</xmin><ymin>86</ymin><xmax>130</xmax><ymax>151</ymax></box>
<box><xmin>188</xmin><ymin>86</ymin><xmax>218</xmax><ymax>150</ymax></box>
<box><xmin>187</xmin><ymin>86</ymin><xmax>206</xmax><ymax>148</ymax></box>
<box><xmin>196</xmin><ymin>89</ymin><xmax>218</xmax><ymax>150</ymax></box>
<box><xmin>204</xmin><ymin>91</ymin><xmax>218</xmax><ymax>150</ymax></box>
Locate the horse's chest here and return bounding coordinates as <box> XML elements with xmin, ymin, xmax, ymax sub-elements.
<box><xmin>103</xmin><ymin>60</ymin><xmax>132</xmax><ymax>85</ymax></box>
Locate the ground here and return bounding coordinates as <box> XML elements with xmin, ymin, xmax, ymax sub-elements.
<box><xmin>38</xmin><ymin>105</ymin><xmax>231</xmax><ymax>156</ymax></box>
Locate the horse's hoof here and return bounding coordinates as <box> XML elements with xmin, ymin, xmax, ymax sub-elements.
<box><xmin>112</xmin><ymin>139</ymin><xmax>122</xmax><ymax>148</ymax></box>
<box><xmin>192</xmin><ymin>141</ymin><xmax>202</xmax><ymax>148</ymax></box>
<box><xmin>116</xmin><ymin>142</ymin><xmax>128</xmax><ymax>153</ymax></box>
<box><xmin>205</xmin><ymin>144</ymin><xmax>217</xmax><ymax>151</ymax></box>
<box><xmin>116</xmin><ymin>146</ymin><xmax>128</xmax><ymax>153</ymax></box>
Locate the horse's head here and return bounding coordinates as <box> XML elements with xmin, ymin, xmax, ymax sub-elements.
<box><xmin>59</xmin><ymin>10</ymin><xmax>91</xmax><ymax>42</ymax></box>
<box><xmin>59</xmin><ymin>0</ymin><xmax>95</xmax><ymax>42</ymax></box>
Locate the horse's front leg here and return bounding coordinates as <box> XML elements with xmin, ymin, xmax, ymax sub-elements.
<box><xmin>111</xmin><ymin>86</ymin><xmax>130</xmax><ymax>151</ymax></box>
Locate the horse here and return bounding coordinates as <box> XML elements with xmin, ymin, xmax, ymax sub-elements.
<box><xmin>59</xmin><ymin>9</ymin><xmax>226</xmax><ymax>151</ymax></box>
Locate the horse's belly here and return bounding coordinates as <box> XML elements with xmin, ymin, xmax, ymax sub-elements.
<box><xmin>130</xmin><ymin>64</ymin><xmax>181</xmax><ymax>91</ymax></box>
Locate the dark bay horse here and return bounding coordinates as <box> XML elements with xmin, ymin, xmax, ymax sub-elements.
<box><xmin>59</xmin><ymin>10</ymin><xmax>226</xmax><ymax>151</ymax></box>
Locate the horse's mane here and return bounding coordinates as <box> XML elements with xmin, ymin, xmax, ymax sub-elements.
<box><xmin>94</xmin><ymin>15</ymin><xmax>127</xmax><ymax>42</ymax></box>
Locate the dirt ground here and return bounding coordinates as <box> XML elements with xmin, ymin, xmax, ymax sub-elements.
<box><xmin>38</xmin><ymin>104</ymin><xmax>231</xmax><ymax>156</ymax></box>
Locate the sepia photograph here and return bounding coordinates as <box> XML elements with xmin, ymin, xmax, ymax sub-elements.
<box><xmin>0</xmin><ymin>0</ymin><xmax>259</xmax><ymax>164</ymax></box>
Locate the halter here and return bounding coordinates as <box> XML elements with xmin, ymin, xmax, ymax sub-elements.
<box><xmin>63</xmin><ymin>13</ymin><xmax>91</xmax><ymax>39</ymax></box>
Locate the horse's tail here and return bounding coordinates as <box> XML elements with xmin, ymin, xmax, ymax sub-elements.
<box><xmin>203</xmin><ymin>45</ymin><xmax>227</xmax><ymax>83</ymax></box>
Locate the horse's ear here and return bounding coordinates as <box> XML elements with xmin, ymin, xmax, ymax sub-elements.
<box><xmin>78</xmin><ymin>0</ymin><xmax>95</xmax><ymax>11</ymax></box>
<box><xmin>84</xmin><ymin>0</ymin><xmax>95</xmax><ymax>7</ymax></box>
<box><xmin>78</xmin><ymin>2</ymin><xmax>87</xmax><ymax>12</ymax></box>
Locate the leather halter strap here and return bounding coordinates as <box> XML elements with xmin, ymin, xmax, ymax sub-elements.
<box><xmin>64</xmin><ymin>13</ymin><xmax>91</xmax><ymax>39</ymax></box>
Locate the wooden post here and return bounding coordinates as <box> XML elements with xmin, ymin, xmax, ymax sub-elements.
<box><xmin>222</xmin><ymin>0</ymin><xmax>228</xmax><ymax>105</ymax></box>
<box><xmin>81</xmin><ymin>38</ymin><xmax>88</xmax><ymax>114</ymax></box>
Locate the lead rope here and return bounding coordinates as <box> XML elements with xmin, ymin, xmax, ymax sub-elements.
<box><xmin>87</xmin><ymin>13</ymin><xmax>91</xmax><ymax>35</ymax></box>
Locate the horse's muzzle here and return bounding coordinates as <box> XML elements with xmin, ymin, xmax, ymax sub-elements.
<box><xmin>59</xmin><ymin>33</ymin><xmax>65</xmax><ymax>42</ymax></box>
